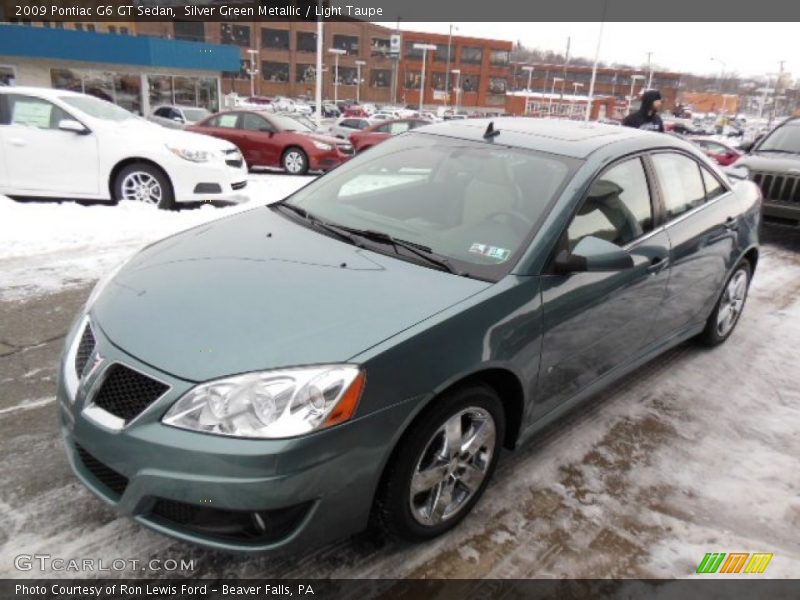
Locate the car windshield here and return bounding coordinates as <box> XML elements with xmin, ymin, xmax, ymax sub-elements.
<box><xmin>60</xmin><ymin>95</ymin><xmax>136</xmax><ymax>122</ymax></box>
<box><xmin>281</xmin><ymin>133</ymin><xmax>574</xmax><ymax>279</ymax></box>
<box><xmin>271</xmin><ymin>113</ymin><xmax>312</xmax><ymax>132</ymax></box>
<box><xmin>759</xmin><ymin>123</ymin><xmax>800</xmax><ymax>153</ymax></box>
<box><xmin>281</xmin><ymin>113</ymin><xmax>315</xmax><ymax>130</ymax></box>
<box><xmin>182</xmin><ymin>108</ymin><xmax>210</xmax><ymax>122</ymax></box>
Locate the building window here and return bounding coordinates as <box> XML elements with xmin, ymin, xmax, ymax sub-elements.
<box><xmin>55</xmin><ymin>22</ymin><xmax>64</xmax><ymax>29</ymax></box>
<box><xmin>223</xmin><ymin>59</ymin><xmax>249</xmax><ymax>80</ymax></box>
<box><xmin>221</xmin><ymin>24</ymin><xmax>250</xmax><ymax>47</ymax></box>
<box><xmin>462</xmin><ymin>75</ymin><xmax>480</xmax><ymax>92</ymax></box>
<box><xmin>404</xmin><ymin>71</ymin><xmax>421</xmax><ymax>89</ymax></box>
<box><xmin>334</xmin><ymin>66</ymin><xmax>358</xmax><ymax>86</ymax></box>
<box><xmin>108</xmin><ymin>25</ymin><xmax>116</xmax><ymax>34</ymax></box>
<box><xmin>490</xmin><ymin>50</ymin><xmax>509</xmax><ymax>66</ymax></box>
<box><xmin>74</xmin><ymin>23</ymin><xmax>83</xmax><ymax>31</ymax></box>
<box><xmin>113</xmin><ymin>74</ymin><xmax>142</xmax><ymax>114</ymax></box>
<box><xmin>296</xmin><ymin>31</ymin><xmax>317</xmax><ymax>53</ymax></box>
<box><xmin>42</xmin><ymin>21</ymin><xmax>51</xmax><ymax>28</ymax></box>
<box><xmin>148</xmin><ymin>75</ymin><xmax>173</xmax><ymax>108</ymax></box>
<box><xmin>296</xmin><ymin>64</ymin><xmax>317</xmax><ymax>84</ymax></box>
<box><xmin>488</xmin><ymin>77</ymin><xmax>507</xmax><ymax>94</ymax></box>
<box><xmin>404</xmin><ymin>42</ymin><xmax>424</xmax><ymax>60</ymax></box>
<box><xmin>434</xmin><ymin>44</ymin><xmax>453</xmax><ymax>63</ymax></box>
<box><xmin>371</xmin><ymin>38</ymin><xmax>390</xmax><ymax>56</ymax></box>
<box><xmin>0</xmin><ymin>66</ymin><xmax>17</xmax><ymax>86</ymax></box>
<box><xmin>87</xmin><ymin>24</ymin><xmax>95</xmax><ymax>33</ymax></box>
<box><xmin>174</xmin><ymin>21</ymin><xmax>204</xmax><ymax>42</ymax></box>
<box><xmin>120</xmin><ymin>26</ymin><xmax>128</xmax><ymax>35</ymax></box>
<box><xmin>461</xmin><ymin>47</ymin><xmax>483</xmax><ymax>65</ymax></box>
<box><xmin>262</xmin><ymin>28</ymin><xmax>289</xmax><ymax>50</ymax></box>
<box><xmin>262</xmin><ymin>61</ymin><xmax>289</xmax><ymax>83</ymax></box>
<box><xmin>431</xmin><ymin>72</ymin><xmax>453</xmax><ymax>91</ymax></box>
<box><xmin>370</xmin><ymin>69</ymin><xmax>390</xmax><ymax>88</ymax></box>
<box><xmin>332</xmin><ymin>34</ymin><xmax>359</xmax><ymax>55</ymax></box>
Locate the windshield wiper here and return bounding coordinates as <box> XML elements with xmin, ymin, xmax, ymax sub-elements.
<box><xmin>338</xmin><ymin>227</ymin><xmax>463</xmax><ymax>276</ymax></box>
<box><xmin>275</xmin><ymin>202</ymin><xmax>359</xmax><ymax>245</ymax></box>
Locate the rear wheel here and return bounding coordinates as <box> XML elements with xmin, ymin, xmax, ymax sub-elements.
<box><xmin>113</xmin><ymin>163</ymin><xmax>174</xmax><ymax>210</ymax></box>
<box><xmin>374</xmin><ymin>384</ymin><xmax>505</xmax><ymax>541</ymax></box>
<box><xmin>699</xmin><ymin>259</ymin><xmax>751</xmax><ymax>346</ymax></box>
<box><xmin>282</xmin><ymin>148</ymin><xmax>309</xmax><ymax>175</ymax></box>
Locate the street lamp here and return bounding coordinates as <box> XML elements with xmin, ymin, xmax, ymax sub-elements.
<box><xmin>413</xmin><ymin>43</ymin><xmax>437</xmax><ymax>113</ymax></box>
<box><xmin>548</xmin><ymin>77</ymin><xmax>564</xmax><ymax>117</ymax></box>
<box><xmin>246</xmin><ymin>49</ymin><xmax>259</xmax><ymax>97</ymax></box>
<box><xmin>355</xmin><ymin>60</ymin><xmax>366</xmax><ymax>103</ymax></box>
<box><xmin>522</xmin><ymin>66</ymin><xmax>534</xmax><ymax>92</ymax></box>
<box><xmin>328</xmin><ymin>48</ymin><xmax>346</xmax><ymax>104</ymax></box>
<box><xmin>451</xmin><ymin>68</ymin><xmax>461</xmax><ymax>113</ymax></box>
<box><xmin>444</xmin><ymin>24</ymin><xmax>458</xmax><ymax>106</ymax></box>
<box><xmin>628</xmin><ymin>74</ymin><xmax>645</xmax><ymax>114</ymax></box>
<box><xmin>646</xmin><ymin>51</ymin><xmax>654</xmax><ymax>89</ymax></box>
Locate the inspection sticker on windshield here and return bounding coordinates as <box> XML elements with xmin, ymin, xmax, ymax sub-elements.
<box><xmin>469</xmin><ymin>243</ymin><xmax>511</xmax><ymax>262</ymax></box>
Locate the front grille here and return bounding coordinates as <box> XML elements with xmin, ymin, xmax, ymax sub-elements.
<box><xmin>751</xmin><ymin>171</ymin><xmax>800</xmax><ymax>203</ymax></box>
<box><xmin>91</xmin><ymin>364</ymin><xmax>169</xmax><ymax>422</ymax></box>
<box><xmin>224</xmin><ymin>149</ymin><xmax>244</xmax><ymax>168</ymax></box>
<box><xmin>337</xmin><ymin>144</ymin><xmax>354</xmax><ymax>156</ymax></box>
<box><xmin>75</xmin><ymin>444</ymin><xmax>129</xmax><ymax>498</ymax></box>
<box><xmin>231</xmin><ymin>181</ymin><xmax>247</xmax><ymax>191</ymax></box>
<box><xmin>150</xmin><ymin>498</ymin><xmax>312</xmax><ymax>544</ymax></box>
<box><xmin>74</xmin><ymin>324</ymin><xmax>96</xmax><ymax>378</ymax></box>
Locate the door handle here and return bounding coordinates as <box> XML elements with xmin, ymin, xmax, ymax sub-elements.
<box><xmin>8</xmin><ymin>138</ymin><xmax>27</xmax><ymax>146</ymax></box>
<box><xmin>647</xmin><ymin>256</ymin><xmax>669</xmax><ymax>274</ymax></box>
<box><xmin>724</xmin><ymin>217</ymin><xmax>739</xmax><ymax>232</ymax></box>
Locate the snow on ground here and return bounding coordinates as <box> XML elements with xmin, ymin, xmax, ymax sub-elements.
<box><xmin>0</xmin><ymin>173</ymin><xmax>314</xmax><ymax>301</ymax></box>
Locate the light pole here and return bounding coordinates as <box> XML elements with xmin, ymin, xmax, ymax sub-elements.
<box><xmin>314</xmin><ymin>16</ymin><xmax>323</xmax><ymax>127</ymax></box>
<box><xmin>549</xmin><ymin>77</ymin><xmax>563</xmax><ymax>117</ymax></box>
<box><xmin>573</xmin><ymin>82</ymin><xmax>583</xmax><ymax>95</ymax></box>
<box><xmin>522</xmin><ymin>66</ymin><xmax>534</xmax><ymax>92</ymax></box>
<box><xmin>355</xmin><ymin>60</ymin><xmax>366</xmax><ymax>103</ymax></box>
<box><xmin>451</xmin><ymin>68</ymin><xmax>461</xmax><ymax>113</ymax></box>
<box><xmin>246</xmin><ymin>49</ymin><xmax>259</xmax><ymax>97</ymax></box>
<box><xmin>328</xmin><ymin>48</ymin><xmax>346</xmax><ymax>105</ymax></box>
<box><xmin>444</xmin><ymin>24</ymin><xmax>458</xmax><ymax>107</ymax></box>
<box><xmin>646</xmin><ymin>51</ymin><xmax>654</xmax><ymax>89</ymax></box>
<box><xmin>413</xmin><ymin>43</ymin><xmax>437</xmax><ymax>113</ymax></box>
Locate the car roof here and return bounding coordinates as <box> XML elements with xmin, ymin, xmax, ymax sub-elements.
<box><xmin>420</xmin><ymin>117</ymin><xmax>682</xmax><ymax>159</ymax></box>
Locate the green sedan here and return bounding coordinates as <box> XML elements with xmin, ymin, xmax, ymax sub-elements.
<box><xmin>58</xmin><ymin>118</ymin><xmax>761</xmax><ymax>552</ymax></box>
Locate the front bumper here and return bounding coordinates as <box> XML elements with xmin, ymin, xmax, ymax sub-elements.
<box><xmin>57</xmin><ymin>315</ymin><xmax>414</xmax><ymax>553</ymax></box>
<box><xmin>308</xmin><ymin>147</ymin><xmax>354</xmax><ymax>172</ymax></box>
<box><xmin>761</xmin><ymin>200</ymin><xmax>800</xmax><ymax>227</ymax></box>
<box><xmin>167</xmin><ymin>152</ymin><xmax>249</xmax><ymax>205</ymax></box>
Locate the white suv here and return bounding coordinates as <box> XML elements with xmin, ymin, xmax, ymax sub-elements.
<box><xmin>0</xmin><ymin>87</ymin><xmax>248</xmax><ymax>210</ymax></box>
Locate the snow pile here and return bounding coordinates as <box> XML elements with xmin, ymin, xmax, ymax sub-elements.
<box><xmin>0</xmin><ymin>174</ymin><xmax>313</xmax><ymax>300</ymax></box>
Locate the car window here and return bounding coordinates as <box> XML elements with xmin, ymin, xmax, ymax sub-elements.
<box><xmin>388</xmin><ymin>122</ymin><xmax>412</xmax><ymax>135</ymax></box>
<box><xmin>341</xmin><ymin>119</ymin><xmax>357</xmax><ymax>129</ymax></box>
<box><xmin>567</xmin><ymin>158</ymin><xmax>653</xmax><ymax>250</ymax></box>
<box><xmin>241</xmin><ymin>113</ymin><xmax>269</xmax><ymax>131</ymax></box>
<box><xmin>284</xmin><ymin>133</ymin><xmax>574</xmax><ymax>278</ymax></box>
<box><xmin>409</xmin><ymin>120</ymin><xmax>428</xmax><ymax>129</ymax></box>
<box><xmin>212</xmin><ymin>113</ymin><xmax>240</xmax><ymax>128</ymax></box>
<box><xmin>5</xmin><ymin>94</ymin><xmax>70</xmax><ymax>129</ymax></box>
<box><xmin>651</xmin><ymin>153</ymin><xmax>707</xmax><ymax>220</ymax></box>
<box><xmin>373</xmin><ymin>122</ymin><xmax>393</xmax><ymax>134</ymax></box>
<box><xmin>700</xmin><ymin>166</ymin><xmax>726</xmax><ymax>200</ymax></box>
<box><xmin>154</xmin><ymin>107</ymin><xmax>171</xmax><ymax>118</ymax></box>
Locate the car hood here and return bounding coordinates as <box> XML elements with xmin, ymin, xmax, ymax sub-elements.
<box><xmin>735</xmin><ymin>152</ymin><xmax>800</xmax><ymax>171</ymax></box>
<box><xmin>112</xmin><ymin>119</ymin><xmax>237</xmax><ymax>152</ymax></box>
<box><xmin>92</xmin><ymin>208</ymin><xmax>489</xmax><ymax>382</ymax></box>
<box><xmin>296</xmin><ymin>131</ymin><xmax>350</xmax><ymax>146</ymax></box>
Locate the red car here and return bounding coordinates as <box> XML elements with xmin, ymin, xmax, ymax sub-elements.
<box><xmin>343</xmin><ymin>107</ymin><xmax>369</xmax><ymax>118</ymax></box>
<box><xmin>348</xmin><ymin>118</ymin><xmax>431</xmax><ymax>153</ymax></box>
<box><xmin>190</xmin><ymin>110</ymin><xmax>354</xmax><ymax>174</ymax></box>
<box><xmin>690</xmin><ymin>137</ymin><xmax>742</xmax><ymax>167</ymax></box>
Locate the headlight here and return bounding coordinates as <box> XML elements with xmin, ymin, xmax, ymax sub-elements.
<box><xmin>312</xmin><ymin>141</ymin><xmax>333</xmax><ymax>151</ymax></box>
<box><xmin>167</xmin><ymin>145</ymin><xmax>213</xmax><ymax>162</ymax></box>
<box><xmin>162</xmin><ymin>365</ymin><xmax>365</xmax><ymax>438</ymax></box>
<box><xmin>85</xmin><ymin>258</ymin><xmax>127</xmax><ymax>308</ymax></box>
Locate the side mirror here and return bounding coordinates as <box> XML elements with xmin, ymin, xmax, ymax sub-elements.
<box><xmin>259</xmin><ymin>128</ymin><xmax>274</xmax><ymax>136</ymax></box>
<box><xmin>740</xmin><ymin>141</ymin><xmax>755</xmax><ymax>154</ymax></box>
<box><xmin>554</xmin><ymin>236</ymin><xmax>634</xmax><ymax>273</ymax></box>
<box><xmin>58</xmin><ymin>119</ymin><xmax>89</xmax><ymax>135</ymax></box>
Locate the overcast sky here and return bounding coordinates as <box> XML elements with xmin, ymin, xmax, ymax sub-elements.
<box><xmin>380</xmin><ymin>22</ymin><xmax>797</xmax><ymax>80</ymax></box>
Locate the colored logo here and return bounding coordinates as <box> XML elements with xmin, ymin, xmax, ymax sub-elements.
<box><xmin>696</xmin><ymin>552</ymin><xmax>773</xmax><ymax>574</ymax></box>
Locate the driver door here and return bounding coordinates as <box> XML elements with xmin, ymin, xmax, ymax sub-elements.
<box><xmin>535</xmin><ymin>156</ymin><xmax>671</xmax><ymax>417</ymax></box>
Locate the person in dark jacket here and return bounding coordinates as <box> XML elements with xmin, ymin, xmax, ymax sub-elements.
<box><xmin>622</xmin><ymin>89</ymin><xmax>664</xmax><ymax>132</ymax></box>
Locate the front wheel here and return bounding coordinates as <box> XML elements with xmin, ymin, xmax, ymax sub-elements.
<box><xmin>282</xmin><ymin>148</ymin><xmax>309</xmax><ymax>175</ymax></box>
<box><xmin>699</xmin><ymin>259</ymin><xmax>751</xmax><ymax>346</ymax></box>
<box><xmin>374</xmin><ymin>384</ymin><xmax>505</xmax><ymax>541</ymax></box>
<box><xmin>113</xmin><ymin>163</ymin><xmax>174</xmax><ymax>210</ymax></box>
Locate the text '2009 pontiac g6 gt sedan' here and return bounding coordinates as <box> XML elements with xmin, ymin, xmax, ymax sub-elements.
<box><xmin>58</xmin><ymin>118</ymin><xmax>760</xmax><ymax>552</ymax></box>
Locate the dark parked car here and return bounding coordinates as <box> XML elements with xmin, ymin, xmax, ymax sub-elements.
<box><xmin>348</xmin><ymin>118</ymin><xmax>431</xmax><ymax>153</ymax></box>
<box><xmin>189</xmin><ymin>110</ymin><xmax>353</xmax><ymax>174</ymax></box>
<box><xmin>59</xmin><ymin>119</ymin><xmax>759</xmax><ymax>553</ymax></box>
<box><xmin>734</xmin><ymin>116</ymin><xmax>800</xmax><ymax>227</ymax></box>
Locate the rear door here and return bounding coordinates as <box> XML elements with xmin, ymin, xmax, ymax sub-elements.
<box><xmin>649</xmin><ymin>151</ymin><xmax>739</xmax><ymax>334</ymax></box>
<box><xmin>195</xmin><ymin>112</ymin><xmax>247</xmax><ymax>160</ymax></box>
<box><xmin>240</xmin><ymin>112</ymin><xmax>279</xmax><ymax>167</ymax></box>
<box><xmin>537</xmin><ymin>156</ymin><xmax>671</xmax><ymax>417</ymax></box>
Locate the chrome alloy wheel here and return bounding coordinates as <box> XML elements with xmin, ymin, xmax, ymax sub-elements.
<box><xmin>717</xmin><ymin>268</ymin><xmax>748</xmax><ymax>337</ymax></box>
<box><xmin>120</xmin><ymin>171</ymin><xmax>162</xmax><ymax>205</ymax></box>
<box><xmin>284</xmin><ymin>150</ymin><xmax>306</xmax><ymax>174</ymax></box>
<box><xmin>409</xmin><ymin>407</ymin><xmax>496</xmax><ymax>526</ymax></box>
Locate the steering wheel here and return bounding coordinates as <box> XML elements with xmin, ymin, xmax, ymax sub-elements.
<box><xmin>484</xmin><ymin>211</ymin><xmax>534</xmax><ymax>238</ymax></box>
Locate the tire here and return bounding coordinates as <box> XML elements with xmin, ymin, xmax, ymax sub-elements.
<box><xmin>282</xmin><ymin>147</ymin><xmax>309</xmax><ymax>175</ymax></box>
<box><xmin>699</xmin><ymin>259</ymin><xmax>751</xmax><ymax>346</ymax></box>
<box><xmin>113</xmin><ymin>163</ymin><xmax>175</xmax><ymax>210</ymax></box>
<box><xmin>374</xmin><ymin>383</ymin><xmax>505</xmax><ymax>541</ymax></box>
